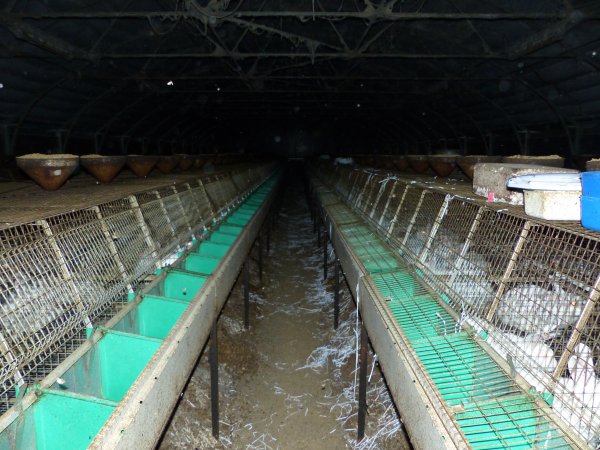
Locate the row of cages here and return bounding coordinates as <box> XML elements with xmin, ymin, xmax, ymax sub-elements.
<box><xmin>0</xmin><ymin>163</ymin><xmax>274</xmax><ymax>414</ymax></box>
<box><xmin>313</xmin><ymin>161</ymin><xmax>600</xmax><ymax>446</ymax></box>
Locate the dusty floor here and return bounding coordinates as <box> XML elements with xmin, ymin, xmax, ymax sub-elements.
<box><xmin>158</xmin><ymin>171</ymin><xmax>411</xmax><ymax>450</ymax></box>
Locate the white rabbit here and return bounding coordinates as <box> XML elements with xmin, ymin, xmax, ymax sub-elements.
<box><xmin>507</xmin><ymin>333</ymin><xmax>558</xmax><ymax>373</ymax></box>
<box><xmin>485</xmin><ymin>330</ymin><xmax>556</xmax><ymax>394</ymax></box>
<box><xmin>496</xmin><ymin>283</ymin><xmax>584</xmax><ymax>337</ymax></box>
<box><xmin>553</xmin><ymin>343</ymin><xmax>600</xmax><ymax>445</ymax></box>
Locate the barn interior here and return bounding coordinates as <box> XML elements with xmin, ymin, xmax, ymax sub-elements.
<box><xmin>2</xmin><ymin>1</ymin><xmax>600</xmax><ymax>449</ymax></box>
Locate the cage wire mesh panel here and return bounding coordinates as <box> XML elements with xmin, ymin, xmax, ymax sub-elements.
<box><xmin>0</xmin><ymin>222</ymin><xmax>88</xmax><ymax>413</ymax></box>
<box><xmin>98</xmin><ymin>198</ymin><xmax>156</xmax><ymax>290</ymax></box>
<box><xmin>136</xmin><ymin>190</ymin><xmax>177</xmax><ymax>261</ymax></box>
<box><xmin>314</xmin><ymin>162</ymin><xmax>600</xmax><ymax>448</ymax></box>
<box><xmin>45</xmin><ymin>211</ymin><xmax>129</xmax><ymax>325</ymax></box>
<box><xmin>191</xmin><ymin>180</ymin><xmax>215</xmax><ymax>223</ymax></box>
<box><xmin>156</xmin><ymin>187</ymin><xmax>192</xmax><ymax>243</ymax></box>
<box><xmin>176</xmin><ymin>183</ymin><xmax>203</xmax><ymax>232</ymax></box>
<box><xmin>0</xmin><ymin>163</ymin><xmax>272</xmax><ymax>416</ymax></box>
<box><xmin>203</xmin><ymin>175</ymin><xmax>230</xmax><ymax>210</ymax></box>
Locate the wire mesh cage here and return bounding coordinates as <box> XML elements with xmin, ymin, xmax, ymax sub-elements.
<box><xmin>0</xmin><ymin>222</ymin><xmax>89</xmax><ymax>412</ymax></box>
<box><xmin>204</xmin><ymin>174</ymin><xmax>231</xmax><ymax>211</ymax></box>
<box><xmin>191</xmin><ymin>180</ymin><xmax>215</xmax><ymax>222</ymax></box>
<box><xmin>322</xmin><ymin>163</ymin><xmax>600</xmax><ymax>447</ymax></box>
<box><xmin>0</xmin><ymin>164</ymin><xmax>272</xmax><ymax>415</ymax></box>
<box><xmin>98</xmin><ymin>198</ymin><xmax>156</xmax><ymax>287</ymax></box>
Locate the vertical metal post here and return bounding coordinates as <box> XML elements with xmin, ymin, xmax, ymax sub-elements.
<box><xmin>258</xmin><ymin>233</ymin><xmax>263</xmax><ymax>281</ymax></box>
<box><xmin>323</xmin><ymin>228</ymin><xmax>328</xmax><ymax>280</ymax></box>
<box><xmin>317</xmin><ymin>214</ymin><xmax>321</xmax><ymax>248</ymax></box>
<box><xmin>210</xmin><ymin>320</ymin><xmax>219</xmax><ymax>439</ymax></box>
<box><xmin>357</xmin><ymin>322</ymin><xmax>368</xmax><ymax>442</ymax></box>
<box><xmin>243</xmin><ymin>261</ymin><xmax>250</xmax><ymax>329</ymax></box>
<box><xmin>334</xmin><ymin>259</ymin><xmax>340</xmax><ymax>330</ymax></box>
<box><xmin>266</xmin><ymin>220</ymin><xmax>271</xmax><ymax>255</ymax></box>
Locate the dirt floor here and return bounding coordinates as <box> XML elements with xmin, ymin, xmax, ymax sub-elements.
<box><xmin>157</xmin><ymin>169</ymin><xmax>412</xmax><ymax>450</ymax></box>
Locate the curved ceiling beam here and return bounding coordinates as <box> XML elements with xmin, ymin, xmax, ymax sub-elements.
<box><xmin>95</xmin><ymin>91</ymin><xmax>156</xmax><ymax>139</ymax></box>
<box><xmin>513</xmin><ymin>77</ymin><xmax>574</xmax><ymax>153</ymax></box>
<box><xmin>61</xmin><ymin>83</ymin><xmax>125</xmax><ymax>148</ymax></box>
<box><xmin>10</xmin><ymin>76</ymin><xmax>67</xmax><ymax>149</ymax></box>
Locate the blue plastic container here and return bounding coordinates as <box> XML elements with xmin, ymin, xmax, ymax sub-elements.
<box><xmin>581</xmin><ymin>172</ymin><xmax>600</xmax><ymax>197</ymax></box>
<box><xmin>581</xmin><ymin>196</ymin><xmax>600</xmax><ymax>232</ymax></box>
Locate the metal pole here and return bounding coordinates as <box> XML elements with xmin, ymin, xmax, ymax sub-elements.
<box><xmin>317</xmin><ymin>214</ymin><xmax>321</xmax><ymax>248</ymax></box>
<box><xmin>323</xmin><ymin>228</ymin><xmax>328</xmax><ymax>280</ymax></box>
<box><xmin>266</xmin><ymin>221</ymin><xmax>271</xmax><ymax>255</ymax></box>
<box><xmin>243</xmin><ymin>261</ymin><xmax>249</xmax><ymax>329</ymax></box>
<box><xmin>358</xmin><ymin>322</ymin><xmax>368</xmax><ymax>442</ymax></box>
<box><xmin>210</xmin><ymin>320</ymin><xmax>219</xmax><ymax>439</ymax></box>
<box><xmin>334</xmin><ymin>259</ymin><xmax>340</xmax><ymax>330</ymax></box>
<box><xmin>258</xmin><ymin>234</ymin><xmax>263</xmax><ymax>281</ymax></box>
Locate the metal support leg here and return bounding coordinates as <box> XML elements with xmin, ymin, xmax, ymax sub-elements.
<box><xmin>258</xmin><ymin>234</ymin><xmax>263</xmax><ymax>281</ymax></box>
<box><xmin>243</xmin><ymin>261</ymin><xmax>250</xmax><ymax>329</ymax></box>
<box><xmin>317</xmin><ymin>216</ymin><xmax>321</xmax><ymax>248</ymax></box>
<box><xmin>323</xmin><ymin>229</ymin><xmax>328</xmax><ymax>281</ymax></box>
<box><xmin>266</xmin><ymin>223</ymin><xmax>271</xmax><ymax>255</ymax></box>
<box><xmin>334</xmin><ymin>259</ymin><xmax>340</xmax><ymax>330</ymax></box>
<box><xmin>358</xmin><ymin>322</ymin><xmax>368</xmax><ymax>442</ymax></box>
<box><xmin>210</xmin><ymin>320</ymin><xmax>219</xmax><ymax>439</ymax></box>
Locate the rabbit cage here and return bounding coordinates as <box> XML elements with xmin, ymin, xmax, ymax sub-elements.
<box><xmin>314</xmin><ymin>161</ymin><xmax>600</xmax><ymax>449</ymax></box>
<box><xmin>0</xmin><ymin>164</ymin><xmax>270</xmax><ymax>422</ymax></box>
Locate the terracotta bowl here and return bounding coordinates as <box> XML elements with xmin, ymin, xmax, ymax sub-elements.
<box><xmin>457</xmin><ymin>155</ymin><xmax>502</xmax><ymax>180</ymax></box>
<box><xmin>392</xmin><ymin>157</ymin><xmax>409</xmax><ymax>171</ymax></box>
<box><xmin>501</xmin><ymin>154</ymin><xmax>564</xmax><ymax>168</ymax></box>
<box><xmin>428</xmin><ymin>155</ymin><xmax>458</xmax><ymax>177</ymax></box>
<box><xmin>585</xmin><ymin>158</ymin><xmax>600</xmax><ymax>171</ymax></box>
<box><xmin>80</xmin><ymin>154</ymin><xmax>126</xmax><ymax>183</ymax></box>
<box><xmin>126</xmin><ymin>155</ymin><xmax>158</xmax><ymax>177</ymax></box>
<box><xmin>406</xmin><ymin>154</ymin><xmax>429</xmax><ymax>174</ymax></box>
<box><xmin>156</xmin><ymin>155</ymin><xmax>181</xmax><ymax>174</ymax></box>
<box><xmin>176</xmin><ymin>154</ymin><xmax>194</xmax><ymax>171</ymax></box>
<box><xmin>16</xmin><ymin>153</ymin><xmax>79</xmax><ymax>190</ymax></box>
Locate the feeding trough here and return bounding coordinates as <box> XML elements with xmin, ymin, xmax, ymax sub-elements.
<box><xmin>457</xmin><ymin>155</ymin><xmax>502</xmax><ymax>180</ymax></box>
<box><xmin>80</xmin><ymin>154</ymin><xmax>126</xmax><ymax>183</ymax></box>
<box><xmin>428</xmin><ymin>154</ymin><xmax>458</xmax><ymax>177</ymax></box>
<box><xmin>156</xmin><ymin>155</ymin><xmax>180</xmax><ymax>174</ymax></box>
<box><xmin>15</xmin><ymin>153</ymin><xmax>79</xmax><ymax>190</ymax></box>
<box><xmin>406</xmin><ymin>154</ymin><xmax>429</xmax><ymax>173</ymax></box>
<box><xmin>126</xmin><ymin>155</ymin><xmax>158</xmax><ymax>177</ymax></box>
<box><xmin>176</xmin><ymin>154</ymin><xmax>193</xmax><ymax>171</ymax></box>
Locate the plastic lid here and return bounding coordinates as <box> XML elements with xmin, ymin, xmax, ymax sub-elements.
<box><xmin>507</xmin><ymin>173</ymin><xmax>582</xmax><ymax>191</ymax></box>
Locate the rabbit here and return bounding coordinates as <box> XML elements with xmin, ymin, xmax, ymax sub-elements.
<box><xmin>517</xmin><ymin>335</ymin><xmax>558</xmax><ymax>373</ymax></box>
<box><xmin>553</xmin><ymin>343</ymin><xmax>600</xmax><ymax>445</ymax></box>
<box><xmin>485</xmin><ymin>330</ymin><xmax>557</xmax><ymax>393</ymax></box>
<box><xmin>496</xmin><ymin>283</ymin><xmax>584</xmax><ymax>338</ymax></box>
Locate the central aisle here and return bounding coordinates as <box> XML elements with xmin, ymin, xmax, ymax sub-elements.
<box><xmin>159</xmin><ymin>167</ymin><xmax>409</xmax><ymax>449</ymax></box>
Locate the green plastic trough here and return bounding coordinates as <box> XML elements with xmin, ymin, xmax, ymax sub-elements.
<box><xmin>0</xmin><ymin>169</ymin><xmax>281</xmax><ymax>449</ymax></box>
